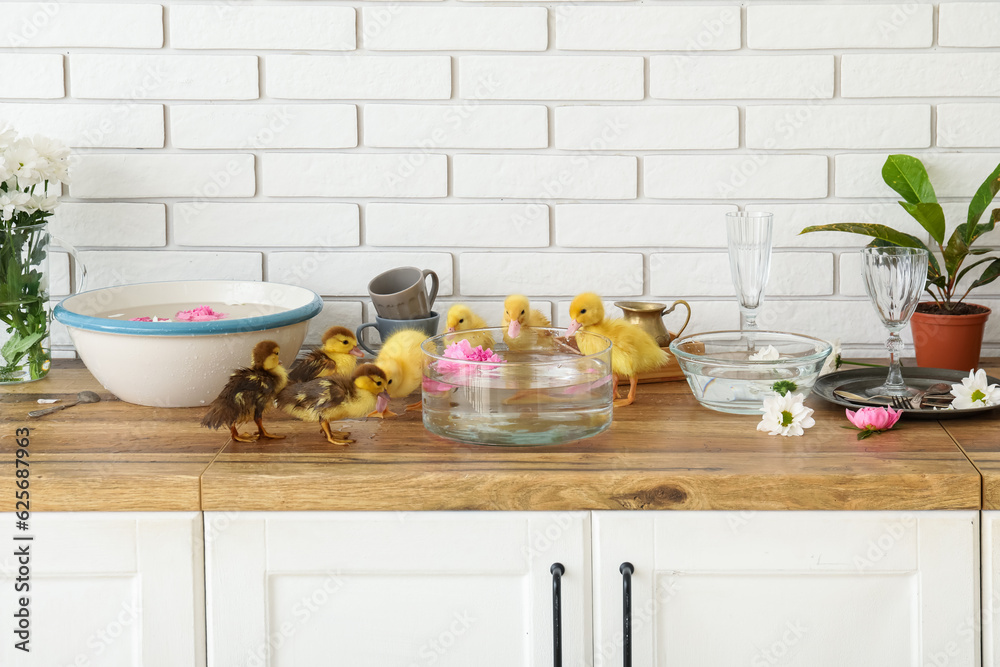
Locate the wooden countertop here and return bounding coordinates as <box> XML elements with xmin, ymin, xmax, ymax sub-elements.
<box><xmin>942</xmin><ymin>365</ymin><xmax>1000</xmax><ymax>509</ymax></box>
<box><xmin>2</xmin><ymin>360</ymin><xmax>990</xmax><ymax>512</ymax></box>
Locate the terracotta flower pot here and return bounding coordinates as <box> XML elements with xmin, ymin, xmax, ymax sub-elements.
<box><xmin>910</xmin><ymin>304</ymin><xmax>991</xmax><ymax>371</ymax></box>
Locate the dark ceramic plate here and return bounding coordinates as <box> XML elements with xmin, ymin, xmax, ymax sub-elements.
<box><xmin>812</xmin><ymin>368</ymin><xmax>1000</xmax><ymax>420</ymax></box>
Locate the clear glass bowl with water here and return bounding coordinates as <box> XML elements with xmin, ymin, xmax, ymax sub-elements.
<box><xmin>421</xmin><ymin>327</ymin><xmax>613</xmax><ymax>446</ymax></box>
<box><xmin>669</xmin><ymin>331</ymin><xmax>833</xmax><ymax>415</ymax></box>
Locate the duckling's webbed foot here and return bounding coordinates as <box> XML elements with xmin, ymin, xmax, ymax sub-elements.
<box><xmin>367</xmin><ymin>409</ymin><xmax>398</xmax><ymax>419</ymax></box>
<box><xmin>230</xmin><ymin>424</ymin><xmax>259</xmax><ymax>442</ymax></box>
<box><xmin>321</xmin><ymin>421</ymin><xmax>354</xmax><ymax>445</ymax></box>
<box><xmin>255</xmin><ymin>418</ymin><xmax>285</xmax><ymax>440</ymax></box>
<box><xmin>612</xmin><ymin>376</ymin><xmax>639</xmax><ymax>408</ymax></box>
<box><xmin>611</xmin><ymin>373</ymin><xmax>621</xmax><ymax>399</ymax></box>
<box><xmin>404</xmin><ymin>400</ymin><xmax>422</xmax><ymax>412</ymax></box>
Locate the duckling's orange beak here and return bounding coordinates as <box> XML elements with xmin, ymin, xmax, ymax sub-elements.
<box><xmin>349</xmin><ymin>346</ymin><xmax>364</xmax><ymax>358</ymax></box>
<box><xmin>446</xmin><ymin>326</ymin><xmax>456</xmax><ymax>333</ymax></box>
<box><xmin>376</xmin><ymin>390</ymin><xmax>391</xmax><ymax>414</ymax></box>
<box><xmin>507</xmin><ymin>319</ymin><xmax>521</xmax><ymax>338</ymax></box>
<box><xmin>566</xmin><ymin>320</ymin><xmax>582</xmax><ymax>336</ymax></box>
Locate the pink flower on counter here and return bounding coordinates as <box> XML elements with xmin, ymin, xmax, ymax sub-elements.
<box><xmin>845</xmin><ymin>406</ymin><xmax>902</xmax><ymax>440</ymax></box>
<box><xmin>175</xmin><ymin>305</ymin><xmax>227</xmax><ymax>322</ymax></box>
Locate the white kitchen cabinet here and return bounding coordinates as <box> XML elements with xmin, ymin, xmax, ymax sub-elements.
<box><xmin>593</xmin><ymin>511</ymin><xmax>980</xmax><ymax>667</ymax></box>
<box><xmin>0</xmin><ymin>511</ymin><xmax>206</xmax><ymax>667</ymax></box>
<box><xmin>205</xmin><ymin>511</ymin><xmax>591</xmax><ymax>667</ymax></box>
<box><xmin>982</xmin><ymin>512</ymin><xmax>1000</xmax><ymax>666</ymax></box>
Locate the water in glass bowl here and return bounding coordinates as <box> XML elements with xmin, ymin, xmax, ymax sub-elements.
<box><xmin>421</xmin><ymin>328</ymin><xmax>614</xmax><ymax>446</ymax></box>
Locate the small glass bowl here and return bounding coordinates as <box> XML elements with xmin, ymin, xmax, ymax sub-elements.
<box><xmin>421</xmin><ymin>327</ymin><xmax>613</xmax><ymax>446</ymax></box>
<box><xmin>669</xmin><ymin>330</ymin><xmax>833</xmax><ymax>415</ymax></box>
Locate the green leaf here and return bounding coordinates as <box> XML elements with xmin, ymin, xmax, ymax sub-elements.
<box><xmin>1</xmin><ymin>331</ymin><xmax>44</xmax><ymax>366</ymax></box>
<box><xmin>966</xmin><ymin>163</ymin><xmax>1000</xmax><ymax>243</ymax></box>
<box><xmin>955</xmin><ymin>256</ymin><xmax>997</xmax><ymax>286</ymax></box>
<box><xmin>800</xmin><ymin>222</ymin><xmax>925</xmax><ymax>247</ymax></box>
<box><xmin>971</xmin><ymin>258</ymin><xmax>1000</xmax><ymax>290</ymax></box>
<box><xmin>800</xmin><ymin>223</ymin><xmax>942</xmax><ymax>278</ymax></box>
<box><xmin>943</xmin><ymin>231</ymin><xmax>969</xmax><ymax>282</ymax></box>
<box><xmin>899</xmin><ymin>201</ymin><xmax>945</xmax><ymax>245</ymax></box>
<box><xmin>882</xmin><ymin>155</ymin><xmax>937</xmax><ymax>205</ymax></box>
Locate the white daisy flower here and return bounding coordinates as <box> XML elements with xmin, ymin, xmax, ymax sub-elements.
<box><xmin>7</xmin><ymin>140</ymin><xmax>44</xmax><ymax>186</ymax></box>
<box><xmin>749</xmin><ymin>344</ymin><xmax>780</xmax><ymax>361</ymax></box>
<box><xmin>950</xmin><ymin>369</ymin><xmax>1000</xmax><ymax>409</ymax></box>
<box><xmin>757</xmin><ymin>391</ymin><xmax>815</xmax><ymax>437</ymax></box>
<box><xmin>0</xmin><ymin>190</ymin><xmax>30</xmax><ymax>219</ymax></box>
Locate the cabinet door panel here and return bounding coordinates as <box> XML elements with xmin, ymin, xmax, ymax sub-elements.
<box><xmin>594</xmin><ymin>511</ymin><xmax>979</xmax><ymax>667</ymax></box>
<box><xmin>0</xmin><ymin>512</ymin><xmax>206</xmax><ymax>667</ymax></box>
<box><xmin>207</xmin><ymin>511</ymin><xmax>591</xmax><ymax>667</ymax></box>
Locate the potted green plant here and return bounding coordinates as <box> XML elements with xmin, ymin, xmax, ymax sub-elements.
<box><xmin>801</xmin><ymin>154</ymin><xmax>999</xmax><ymax>371</ymax></box>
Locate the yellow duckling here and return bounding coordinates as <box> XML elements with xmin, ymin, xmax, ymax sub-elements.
<box><xmin>201</xmin><ymin>340</ymin><xmax>289</xmax><ymax>442</ymax></box>
<box><xmin>567</xmin><ymin>292</ymin><xmax>668</xmax><ymax>408</ymax></box>
<box><xmin>287</xmin><ymin>326</ymin><xmax>364</xmax><ymax>384</ymax></box>
<box><xmin>372</xmin><ymin>328</ymin><xmax>428</xmax><ymax>417</ymax></box>
<box><xmin>445</xmin><ymin>304</ymin><xmax>495</xmax><ymax>351</ymax></box>
<box><xmin>502</xmin><ymin>294</ymin><xmax>551</xmax><ymax>350</ymax></box>
<box><xmin>276</xmin><ymin>363</ymin><xmax>390</xmax><ymax>445</ymax></box>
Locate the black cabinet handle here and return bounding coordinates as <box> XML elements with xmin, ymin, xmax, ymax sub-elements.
<box><xmin>551</xmin><ymin>563</ymin><xmax>565</xmax><ymax>667</ymax></box>
<box><xmin>620</xmin><ymin>562</ymin><xmax>634</xmax><ymax>667</ymax></box>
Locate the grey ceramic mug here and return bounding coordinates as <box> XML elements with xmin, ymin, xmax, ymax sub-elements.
<box><xmin>356</xmin><ymin>311</ymin><xmax>440</xmax><ymax>355</ymax></box>
<box><xmin>368</xmin><ymin>266</ymin><xmax>439</xmax><ymax>320</ymax></box>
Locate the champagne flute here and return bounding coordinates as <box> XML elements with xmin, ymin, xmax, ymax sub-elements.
<box><xmin>726</xmin><ymin>211</ymin><xmax>773</xmax><ymax>334</ymax></box>
<box><xmin>861</xmin><ymin>246</ymin><xmax>928</xmax><ymax>397</ymax></box>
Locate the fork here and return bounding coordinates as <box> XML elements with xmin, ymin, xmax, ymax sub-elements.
<box><xmin>889</xmin><ymin>395</ymin><xmax>915</xmax><ymax>410</ymax></box>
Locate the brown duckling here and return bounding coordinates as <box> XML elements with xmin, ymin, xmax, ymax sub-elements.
<box><xmin>201</xmin><ymin>340</ymin><xmax>289</xmax><ymax>442</ymax></box>
<box><xmin>276</xmin><ymin>363</ymin><xmax>391</xmax><ymax>445</ymax></box>
<box><xmin>288</xmin><ymin>326</ymin><xmax>365</xmax><ymax>384</ymax></box>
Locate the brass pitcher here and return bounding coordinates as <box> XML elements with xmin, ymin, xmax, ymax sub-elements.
<box><xmin>614</xmin><ymin>300</ymin><xmax>692</xmax><ymax>347</ymax></box>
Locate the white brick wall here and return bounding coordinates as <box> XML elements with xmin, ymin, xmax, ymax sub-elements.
<box><xmin>362</xmin><ymin>8</ymin><xmax>546</xmax><ymax>51</ymax></box>
<box><xmin>0</xmin><ymin>103</ymin><xmax>163</xmax><ymax>148</ymax></box>
<box><xmin>170</xmin><ymin>6</ymin><xmax>355</xmax><ymax>51</ymax></box>
<box><xmin>0</xmin><ymin>54</ymin><xmax>63</xmax><ymax>98</ymax></box>
<box><xmin>364</xmin><ymin>104</ymin><xmax>547</xmax><ymax>148</ymax></box>
<box><xmin>6</xmin><ymin>0</ymin><xmax>999</xmax><ymax>357</ymax></box>
<box><xmin>650</xmin><ymin>55</ymin><xmax>834</xmax><ymax>99</ymax></box>
<box><xmin>747</xmin><ymin>5</ymin><xmax>933</xmax><ymax>49</ymax></box>
<box><xmin>555</xmin><ymin>6</ymin><xmax>740</xmax><ymax>51</ymax></box>
<box><xmin>267</xmin><ymin>56</ymin><xmax>451</xmax><ymax>100</ymax></box>
<box><xmin>460</xmin><ymin>56</ymin><xmax>643</xmax><ymax>100</ymax></box>
<box><xmin>0</xmin><ymin>3</ymin><xmax>163</xmax><ymax>48</ymax></box>
<box><xmin>71</xmin><ymin>54</ymin><xmax>258</xmax><ymax>100</ymax></box>
<box><xmin>171</xmin><ymin>105</ymin><xmax>357</xmax><ymax>149</ymax></box>
<box><xmin>939</xmin><ymin>3</ymin><xmax>1000</xmax><ymax>47</ymax></box>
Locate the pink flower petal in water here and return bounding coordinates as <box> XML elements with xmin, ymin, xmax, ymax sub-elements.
<box><xmin>175</xmin><ymin>305</ymin><xmax>228</xmax><ymax>322</ymax></box>
<box><xmin>435</xmin><ymin>339</ymin><xmax>506</xmax><ymax>377</ymax></box>
<box><xmin>130</xmin><ymin>316</ymin><xmax>153</xmax><ymax>322</ymax></box>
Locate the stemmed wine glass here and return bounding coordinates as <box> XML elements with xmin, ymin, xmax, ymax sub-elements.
<box><xmin>726</xmin><ymin>211</ymin><xmax>773</xmax><ymax>334</ymax></box>
<box><xmin>861</xmin><ymin>246</ymin><xmax>928</xmax><ymax>397</ymax></box>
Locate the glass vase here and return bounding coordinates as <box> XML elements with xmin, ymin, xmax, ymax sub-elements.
<box><xmin>0</xmin><ymin>222</ymin><xmax>51</xmax><ymax>383</ymax></box>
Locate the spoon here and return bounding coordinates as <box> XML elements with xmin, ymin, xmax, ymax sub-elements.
<box><xmin>28</xmin><ymin>391</ymin><xmax>101</xmax><ymax>418</ymax></box>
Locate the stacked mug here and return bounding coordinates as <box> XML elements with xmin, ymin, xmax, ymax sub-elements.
<box><xmin>357</xmin><ymin>267</ymin><xmax>440</xmax><ymax>354</ymax></box>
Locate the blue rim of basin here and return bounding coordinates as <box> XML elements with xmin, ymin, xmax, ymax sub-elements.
<box><xmin>53</xmin><ymin>281</ymin><xmax>323</xmax><ymax>336</ymax></box>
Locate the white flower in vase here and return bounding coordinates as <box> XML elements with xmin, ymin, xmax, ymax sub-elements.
<box><xmin>757</xmin><ymin>391</ymin><xmax>815</xmax><ymax>437</ymax></box>
<box><xmin>950</xmin><ymin>369</ymin><xmax>1000</xmax><ymax>409</ymax></box>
